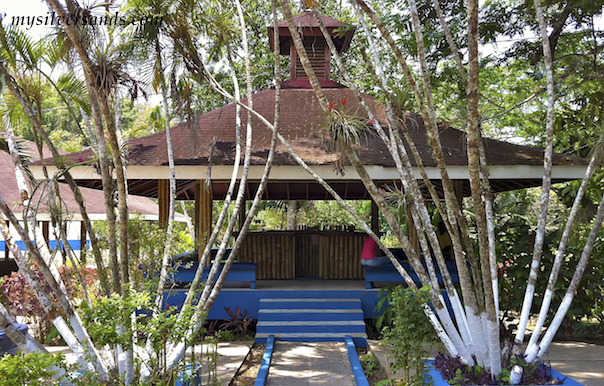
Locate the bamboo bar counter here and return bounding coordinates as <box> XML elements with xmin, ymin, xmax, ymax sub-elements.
<box><xmin>237</xmin><ymin>230</ymin><xmax>366</xmax><ymax>280</ymax></box>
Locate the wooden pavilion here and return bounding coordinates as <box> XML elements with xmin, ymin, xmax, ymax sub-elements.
<box><xmin>30</xmin><ymin>12</ymin><xmax>587</xmax><ymax>332</ymax></box>
<box><xmin>35</xmin><ymin>11</ymin><xmax>586</xmax><ymax>277</ymax></box>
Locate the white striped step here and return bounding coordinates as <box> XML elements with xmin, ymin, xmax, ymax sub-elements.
<box><xmin>255</xmin><ymin>297</ymin><xmax>367</xmax><ymax>347</ymax></box>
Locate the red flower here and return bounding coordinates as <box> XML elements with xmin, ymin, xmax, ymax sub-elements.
<box><xmin>328</xmin><ymin>101</ymin><xmax>337</xmax><ymax>111</ymax></box>
<box><xmin>341</xmin><ymin>97</ymin><xmax>349</xmax><ymax>106</ymax></box>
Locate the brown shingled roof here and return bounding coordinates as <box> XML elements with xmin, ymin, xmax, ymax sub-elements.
<box><xmin>49</xmin><ymin>87</ymin><xmax>587</xmax><ymax>201</ymax></box>
<box><xmin>59</xmin><ymin>88</ymin><xmax>585</xmax><ymax>169</ymax></box>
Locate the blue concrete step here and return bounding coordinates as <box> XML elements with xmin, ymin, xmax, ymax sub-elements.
<box><xmin>255</xmin><ymin>297</ymin><xmax>367</xmax><ymax>347</ymax></box>
<box><xmin>258</xmin><ymin>309</ymin><xmax>364</xmax><ymax>321</ymax></box>
<box><xmin>258</xmin><ymin>298</ymin><xmax>361</xmax><ymax>309</ymax></box>
<box><xmin>256</xmin><ymin>320</ymin><xmax>366</xmax><ymax>335</ymax></box>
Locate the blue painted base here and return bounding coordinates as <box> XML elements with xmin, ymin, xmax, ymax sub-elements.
<box><xmin>364</xmin><ymin>260</ymin><xmax>459</xmax><ymax>289</ymax></box>
<box><xmin>168</xmin><ymin>262</ymin><xmax>257</xmax><ymax>289</ymax></box>
<box><xmin>426</xmin><ymin>360</ymin><xmax>585</xmax><ymax>386</ymax></box>
<box><xmin>172</xmin><ymin>365</ymin><xmax>201</xmax><ymax>386</ymax></box>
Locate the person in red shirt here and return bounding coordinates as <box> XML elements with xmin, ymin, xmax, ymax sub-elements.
<box><xmin>361</xmin><ymin>235</ymin><xmax>391</xmax><ymax>267</ymax></box>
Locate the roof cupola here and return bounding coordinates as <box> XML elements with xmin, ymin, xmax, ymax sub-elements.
<box><xmin>268</xmin><ymin>11</ymin><xmax>354</xmax><ymax>88</ymax></box>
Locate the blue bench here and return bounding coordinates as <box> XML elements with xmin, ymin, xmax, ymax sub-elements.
<box><xmin>169</xmin><ymin>262</ymin><xmax>257</xmax><ymax>289</ymax></box>
<box><xmin>364</xmin><ymin>260</ymin><xmax>458</xmax><ymax>289</ymax></box>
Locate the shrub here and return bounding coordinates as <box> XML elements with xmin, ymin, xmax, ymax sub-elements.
<box><xmin>0</xmin><ymin>351</ymin><xmax>63</xmax><ymax>386</ymax></box>
<box><xmin>381</xmin><ymin>285</ymin><xmax>438</xmax><ymax>386</ymax></box>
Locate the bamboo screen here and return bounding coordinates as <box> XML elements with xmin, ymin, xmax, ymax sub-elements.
<box><xmin>238</xmin><ymin>233</ymin><xmax>296</xmax><ymax>279</ymax></box>
<box><xmin>238</xmin><ymin>232</ymin><xmax>366</xmax><ymax>280</ymax></box>
<box><xmin>320</xmin><ymin>234</ymin><xmax>365</xmax><ymax>279</ymax></box>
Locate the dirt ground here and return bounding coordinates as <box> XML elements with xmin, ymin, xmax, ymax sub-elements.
<box><xmin>230</xmin><ymin>344</ymin><xmax>266</xmax><ymax>386</ymax></box>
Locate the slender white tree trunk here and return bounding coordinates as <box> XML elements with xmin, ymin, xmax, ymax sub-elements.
<box><xmin>525</xmin><ymin>154</ymin><xmax>600</xmax><ymax>360</ymax></box>
<box><xmin>154</xmin><ymin>49</ymin><xmax>178</xmax><ymax>313</ymax></box>
<box><xmin>515</xmin><ymin>0</ymin><xmax>558</xmax><ymax>348</ymax></box>
<box><xmin>180</xmin><ymin>201</ymin><xmax>195</xmax><ymax>237</ymax></box>
<box><xmin>531</xmin><ymin>193</ymin><xmax>604</xmax><ymax>362</ymax></box>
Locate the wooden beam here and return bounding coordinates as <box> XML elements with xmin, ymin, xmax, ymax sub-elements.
<box><xmin>158</xmin><ymin>179</ymin><xmax>169</xmax><ymax>228</ymax></box>
<box><xmin>195</xmin><ymin>181</ymin><xmax>212</xmax><ymax>256</ymax></box>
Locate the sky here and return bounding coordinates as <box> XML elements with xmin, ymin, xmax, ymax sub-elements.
<box><xmin>2</xmin><ymin>0</ymin><xmax>67</xmax><ymax>38</ymax></box>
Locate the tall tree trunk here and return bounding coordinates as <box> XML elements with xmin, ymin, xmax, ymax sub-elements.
<box><xmin>531</xmin><ymin>194</ymin><xmax>604</xmax><ymax>362</ymax></box>
<box><xmin>198</xmin><ymin>0</ymin><xmax>255</xmax><ymax>310</ymax></box>
<box><xmin>173</xmin><ymin>47</ymin><xmax>244</xmax><ymax>320</ymax></box>
<box><xmin>44</xmin><ymin>1</ymin><xmax>134</xmax><ymax>382</ymax></box>
<box><xmin>464</xmin><ymin>0</ymin><xmax>501</xmax><ymax>374</ymax></box>
<box><xmin>163</xmin><ymin>0</ymin><xmax>259</xmax><ymax>370</ymax></box>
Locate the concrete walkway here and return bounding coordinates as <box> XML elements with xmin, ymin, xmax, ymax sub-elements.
<box><xmin>267</xmin><ymin>341</ymin><xmax>355</xmax><ymax>386</ymax></box>
<box><xmin>369</xmin><ymin>340</ymin><xmax>604</xmax><ymax>386</ymax></box>
<box><xmin>544</xmin><ymin>341</ymin><xmax>604</xmax><ymax>386</ymax></box>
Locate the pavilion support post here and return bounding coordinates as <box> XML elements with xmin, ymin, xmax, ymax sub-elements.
<box><xmin>158</xmin><ymin>179</ymin><xmax>169</xmax><ymax>228</ymax></box>
<box><xmin>452</xmin><ymin>180</ymin><xmax>464</xmax><ymax>208</ymax></box>
<box><xmin>4</xmin><ymin>221</ymin><xmax>8</xmax><ymax>260</ymax></box>
<box><xmin>239</xmin><ymin>199</ymin><xmax>246</xmax><ymax>231</ymax></box>
<box><xmin>406</xmin><ymin>203</ymin><xmax>420</xmax><ymax>255</ymax></box>
<box><xmin>80</xmin><ymin>221</ymin><xmax>87</xmax><ymax>263</ymax></box>
<box><xmin>194</xmin><ymin>181</ymin><xmax>212</xmax><ymax>260</ymax></box>
<box><xmin>42</xmin><ymin>221</ymin><xmax>50</xmax><ymax>248</ymax></box>
<box><xmin>371</xmin><ymin>199</ymin><xmax>379</xmax><ymax>234</ymax></box>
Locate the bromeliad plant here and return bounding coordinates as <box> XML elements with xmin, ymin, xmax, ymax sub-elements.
<box><xmin>221</xmin><ymin>307</ymin><xmax>253</xmax><ymax>339</ymax></box>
